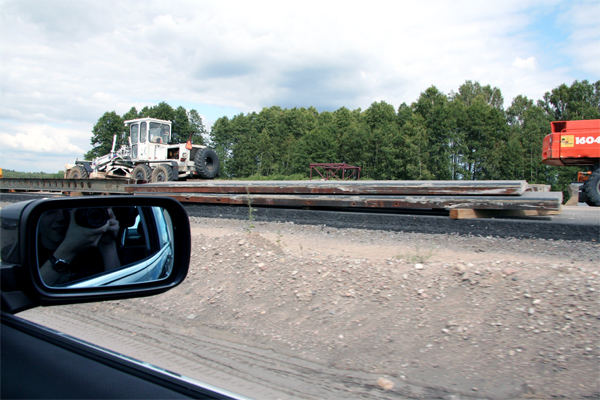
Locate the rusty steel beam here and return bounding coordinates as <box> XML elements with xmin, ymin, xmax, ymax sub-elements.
<box><xmin>131</xmin><ymin>191</ymin><xmax>562</xmax><ymax>211</ymax></box>
<box><xmin>0</xmin><ymin>178</ymin><xmax>128</xmax><ymax>193</ymax></box>
<box><xmin>126</xmin><ymin>180</ymin><xmax>528</xmax><ymax>196</ymax></box>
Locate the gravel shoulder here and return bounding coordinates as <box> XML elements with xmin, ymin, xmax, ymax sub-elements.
<box><xmin>20</xmin><ymin>216</ymin><xmax>600</xmax><ymax>399</ymax></box>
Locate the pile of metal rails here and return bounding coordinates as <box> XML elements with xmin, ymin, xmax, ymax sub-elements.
<box><xmin>0</xmin><ymin>178</ymin><xmax>563</xmax><ymax>218</ymax></box>
<box><xmin>124</xmin><ymin>180</ymin><xmax>562</xmax><ymax>219</ymax></box>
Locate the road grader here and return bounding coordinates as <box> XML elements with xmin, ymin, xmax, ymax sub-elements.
<box><xmin>65</xmin><ymin>118</ymin><xmax>219</xmax><ymax>182</ymax></box>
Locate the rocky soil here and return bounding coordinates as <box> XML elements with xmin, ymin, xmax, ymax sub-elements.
<box><xmin>21</xmin><ymin>216</ymin><xmax>600</xmax><ymax>399</ymax></box>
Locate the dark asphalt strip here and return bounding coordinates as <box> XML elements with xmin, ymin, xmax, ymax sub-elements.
<box><xmin>184</xmin><ymin>204</ymin><xmax>599</xmax><ymax>242</ymax></box>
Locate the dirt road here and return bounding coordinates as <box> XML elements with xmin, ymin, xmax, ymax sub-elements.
<box><xmin>20</xmin><ymin>216</ymin><xmax>600</xmax><ymax>399</ymax></box>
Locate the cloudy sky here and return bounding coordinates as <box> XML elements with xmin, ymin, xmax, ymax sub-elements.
<box><xmin>1</xmin><ymin>0</ymin><xmax>598</xmax><ymax>172</ymax></box>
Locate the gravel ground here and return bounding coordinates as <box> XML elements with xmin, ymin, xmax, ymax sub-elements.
<box><xmin>19</xmin><ymin>215</ymin><xmax>600</xmax><ymax>399</ymax></box>
<box><xmin>165</xmin><ymin>217</ymin><xmax>599</xmax><ymax>398</ymax></box>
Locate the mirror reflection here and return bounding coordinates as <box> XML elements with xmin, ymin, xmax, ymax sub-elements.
<box><xmin>37</xmin><ymin>206</ymin><xmax>175</xmax><ymax>288</ymax></box>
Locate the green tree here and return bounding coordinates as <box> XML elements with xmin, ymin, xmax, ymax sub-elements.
<box><xmin>254</xmin><ymin>107</ymin><xmax>285</xmax><ymax>175</ymax></box>
<box><xmin>445</xmin><ymin>100</ymin><xmax>468</xmax><ymax>179</ymax></box>
<box><xmin>226</xmin><ymin>113</ymin><xmax>260</xmax><ymax>177</ymax></box>
<box><xmin>334</xmin><ymin>107</ymin><xmax>368</xmax><ymax>168</ymax></box>
<box><xmin>412</xmin><ymin>86</ymin><xmax>454</xmax><ymax>179</ymax></box>
<box><xmin>460</xmin><ymin>98</ymin><xmax>508</xmax><ymax>179</ymax></box>
<box><xmin>122</xmin><ymin>107</ymin><xmax>139</xmax><ymax>121</ymax></box>
<box><xmin>172</xmin><ymin>106</ymin><xmax>193</xmax><ymax>144</ymax></box>
<box><xmin>495</xmin><ymin>131</ymin><xmax>524</xmax><ymax>180</ymax></box>
<box><xmin>209</xmin><ymin>116</ymin><xmax>233</xmax><ymax>177</ymax></box>
<box><xmin>85</xmin><ymin>111</ymin><xmax>124</xmax><ymax>159</ymax></box>
<box><xmin>293</xmin><ymin>125</ymin><xmax>338</xmax><ymax>172</ymax></box>
<box><xmin>400</xmin><ymin>115</ymin><xmax>432</xmax><ymax>179</ymax></box>
<box><xmin>279</xmin><ymin>108</ymin><xmax>318</xmax><ymax>174</ymax></box>
<box><xmin>396</xmin><ymin>103</ymin><xmax>412</xmax><ymax>127</ymax></box>
<box><xmin>450</xmin><ymin>82</ymin><xmax>509</xmax><ymax>180</ymax></box>
<box><xmin>362</xmin><ymin>101</ymin><xmax>398</xmax><ymax>178</ymax></box>
<box><xmin>452</xmin><ymin>80</ymin><xmax>504</xmax><ymax>109</ymax></box>
<box><xmin>188</xmin><ymin>109</ymin><xmax>207</xmax><ymax>145</ymax></box>
<box><xmin>540</xmin><ymin>80</ymin><xmax>600</xmax><ymax>120</ymax></box>
<box><xmin>140</xmin><ymin>102</ymin><xmax>176</xmax><ymax>121</ymax></box>
<box><xmin>507</xmin><ymin>95</ymin><xmax>550</xmax><ymax>183</ymax></box>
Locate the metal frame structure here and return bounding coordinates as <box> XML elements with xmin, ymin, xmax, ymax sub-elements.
<box><xmin>309</xmin><ymin>163</ymin><xmax>361</xmax><ymax>180</ymax></box>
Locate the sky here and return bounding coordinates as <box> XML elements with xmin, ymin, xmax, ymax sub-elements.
<box><xmin>0</xmin><ymin>0</ymin><xmax>598</xmax><ymax>173</ymax></box>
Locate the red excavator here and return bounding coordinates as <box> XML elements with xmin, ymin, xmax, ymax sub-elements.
<box><xmin>542</xmin><ymin>119</ymin><xmax>600</xmax><ymax>206</ymax></box>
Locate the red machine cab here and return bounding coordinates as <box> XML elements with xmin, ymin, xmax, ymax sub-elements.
<box><xmin>542</xmin><ymin>119</ymin><xmax>600</xmax><ymax>167</ymax></box>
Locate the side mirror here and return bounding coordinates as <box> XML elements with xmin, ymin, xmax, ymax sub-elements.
<box><xmin>1</xmin><ymin>196</ymin><xmax>190</xmax><ymax>313</ymax></box>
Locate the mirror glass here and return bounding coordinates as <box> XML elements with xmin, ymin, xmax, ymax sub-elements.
<box><xmin>36</xmin><ymin>206</ymin><xmax>175</xmax><ymax>288</ymax></box>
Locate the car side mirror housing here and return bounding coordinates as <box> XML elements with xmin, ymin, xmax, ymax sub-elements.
<box><xmin>1</xmin><ymin>196</ymin><xmax>190</xmax><ymax>313</ymax></box>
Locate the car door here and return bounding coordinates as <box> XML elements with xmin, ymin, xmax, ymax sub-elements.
<box><xmin>0</xmin><ymin>196</ymin><xmax>243</xmax><ymax>400</ymax></box>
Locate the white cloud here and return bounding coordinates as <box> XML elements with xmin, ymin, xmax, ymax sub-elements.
<box><xmin>0</xmin><ymin>123</ymin><xmax>86</xmax><ymax>154</ymax></box>
<box><xmin>0</xmin><ymin>122</ymin><xmax>89</xmax><ymax>172</ymax></box>
<box><xmin>512</xmin><ymin>57</ymin><xmax>537</xmax><ymax>71</ymax></box>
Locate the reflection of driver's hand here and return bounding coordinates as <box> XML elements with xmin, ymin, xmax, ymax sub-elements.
<box><xmin>97</xmin><ymin>208</ymin><xmax>121</xmax><ymax>269</ymax></box>
<box><xmin>53</xmin><ymin>210</ymin><xmax>108</xmax><ymax>262</ymax></box>
<box><xmin>99</xmin><ymin>209</ymin><xmax>119</xmax><ymax>245</ymax></box>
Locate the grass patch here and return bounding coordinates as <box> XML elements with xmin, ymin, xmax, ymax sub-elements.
<box><xmin>2</xmin><ymin>169</ymin><xmax>64</xmax><ymax>179</ymax></box>
<box><xmin>234</xmin><ymin>173</ymin><xmax>308</xmax><ymax>181</ymax></box>
<box><xmin>396</xmin><ymin>245</ymin><xmax>434</xmax><ymax>264</ymax></box>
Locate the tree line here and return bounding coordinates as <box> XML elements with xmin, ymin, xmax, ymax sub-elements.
<box><xmin>88</xmin><ymin>80</ymin><xmax>599</xmax><ymax>195</ymax></box>
<box><xmin>208</xmin><ymin>80</ymin><xmax>599</xmax><ymax>193</ymax></box>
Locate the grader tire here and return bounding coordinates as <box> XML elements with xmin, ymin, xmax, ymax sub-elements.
<box><xmin>131</xmin><ymin>164</ymin><xmax>152</xmax><ymax>182</ymax></box>
<box><xmin>583</xmin><ymin>170</ymin><xmax>600</xmax><ymax>207</ymax></box>
<box><xmin>194</xmin><ymin>148</ymin><xmax>219</xmax><ymax>179</ymax></box>
<box><xmin>66</xmin><ymin>165</ymin><xmax>89</xmax><ymax>179</ymax></box>
<box><xmin>151</xmin><ymin>164</ymin><xmax>175</xmax><ymax>183</ymax></box>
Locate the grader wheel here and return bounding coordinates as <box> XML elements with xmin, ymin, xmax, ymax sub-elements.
<box><xmin>131</xmin><ymin>164</ymin><xmax>152</xmax><ymax>182</ymax></box>
<box><xmin>194</xmin><ymin>148</ymin><xmax>219</xmax><ymax>179</ymax></box>
<box><xmin>151</xmin><ymin>164</ymin><xmax>175</xmax><ymax>182</ymax></box>
<box><xmin>66</xmin><ymin>165</ymin><xmax>89</xmax><ymax>179</ymax></box>
<box><xmin>583</xmin><ymin>170</ymin><xmax>600</xmax><ymax>206</ymax></box>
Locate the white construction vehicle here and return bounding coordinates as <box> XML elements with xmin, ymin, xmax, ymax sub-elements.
<box><xmin>65</xmin><ymin>118</ymin><xmax>219</xmax><ymax>182</ymax></box>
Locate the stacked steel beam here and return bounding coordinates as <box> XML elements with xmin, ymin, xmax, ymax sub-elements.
<box><xmin>125</xmin><ymin>180</ymin><xmax>563</xmax><ymax>213</ymax></box>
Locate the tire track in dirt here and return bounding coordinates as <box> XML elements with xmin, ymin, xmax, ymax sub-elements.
<box><xmin>21</xmin><ymin>306</ymin><xmax>484</xmax><ymax>400</ymax></box>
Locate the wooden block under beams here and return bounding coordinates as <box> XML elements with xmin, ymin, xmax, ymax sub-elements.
<box><xmin>449</xmin><ymin>208</ymin><xmax>561</xmax><ymax>220</ymax></box>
